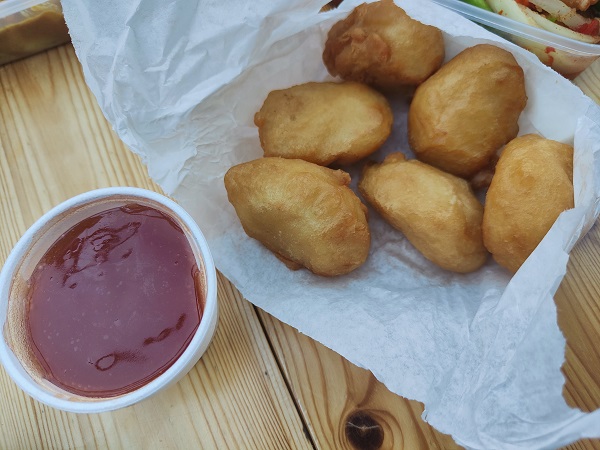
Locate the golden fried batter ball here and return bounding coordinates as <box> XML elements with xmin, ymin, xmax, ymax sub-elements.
<box><xmin>224</xmin><ymin>157</ymin><xmax>370</xmax><ymax>277</ymax></box>
<box><xmin>358</xmin><ymin>153</ymin><xmax>487</xmax><ymax>273</ymax></box>
<box><xmin>322</xmin><ymin>0</ymin><xmax>445</xmax><ymax>90</ymax></box>
<box><xmin>254</xmin><ymin>81</ymin><xmax>392</xmax><ymax>166</ymax></box>
<box><xmin>408</xmin><ymin>44</ymin><xmax>527</xmax><ymax>179</ymax></box>
<box><xmin>482</xmin><ymin>134</ymin><xmax>574</xmax><ymax>273</ymax></box>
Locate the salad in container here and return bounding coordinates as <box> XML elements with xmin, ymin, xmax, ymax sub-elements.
<box><xmin>431</xmin><ymin>0</ymin><xmax>600</xmax><ymax>78</ymax></box>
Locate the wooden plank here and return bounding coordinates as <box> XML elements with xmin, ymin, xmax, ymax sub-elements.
<box><xmin>559</xmin><ymin>226</ymin><xmax>600</xmax><ymax>414</ymax></box>
<box><xmin>0</xmin><ymin>44</ymin><xmax>312</xmax><ymax>450</ymax></box>
<box><xmin>555</xmin><ymin>226</ymin><xmax>600</xmax><ymax>450</ymax></box>
<box><xmin>574</xmin><ymin>58</ymin><xmax>600</xmax><ymax>104</ymax></box>
<box><xmin>258</xmin><ymin>310</ymin><xmax>461</xmax><ymax>450</ymax></box>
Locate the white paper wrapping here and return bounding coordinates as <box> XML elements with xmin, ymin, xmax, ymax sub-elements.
<box><xmin>61</xmin><ymin>0</ymin><xmax>600</xmax><ymax>448</ymax></box>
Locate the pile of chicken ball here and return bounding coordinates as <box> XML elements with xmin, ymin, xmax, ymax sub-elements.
<box><xmin>224</xmin><ymin>0</ymin><xmax>574</xmax><ymax>277</ymax></box>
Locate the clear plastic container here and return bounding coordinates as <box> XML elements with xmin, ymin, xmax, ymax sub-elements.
<box><xmin>0</xmin><ymin>0</ymin><xmax>70</xmax><ymax>66</ymax></box>
<box><xmin>429</xmin><ymin>0</ymin><xmax>600</xmax><ymax>79</ymax></box>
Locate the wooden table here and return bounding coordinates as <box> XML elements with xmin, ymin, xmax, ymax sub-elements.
<box><xmin>1</xmin><ymin>44</ymin><xmax>599</xmax><ymax>450</ymax></box>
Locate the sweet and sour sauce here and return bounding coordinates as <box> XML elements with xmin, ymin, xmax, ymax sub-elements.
<box><xmin>26</xmin><ymin>203</ymin><xmax>203</xmax><ymax>397</ymax></box>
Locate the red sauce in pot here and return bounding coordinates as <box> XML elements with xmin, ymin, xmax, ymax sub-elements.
<box><xmin>25</xmin><ymin>203</ymin><xmax>203</xmax><ymax>397</ymax></box>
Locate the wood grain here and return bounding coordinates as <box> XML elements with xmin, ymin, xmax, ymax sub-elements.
<box><xmin>258</xmin><ymin>311</ymin><xmax>461</xmax><ymax>450</ymax></box>
<box><xmin>553</xmin><ymin>225</ymin><xmax>600</xmax><ymax>450</ymax></box>
<box><xmin>0</xmin><ymin>45</ymin><xmax>312</xmax><ymax>450</ymax></box>
<box><xmin>574</xmin><ymin>59</ymin><xmax>600</xmax><ymax>104</ymax></box>
<box><xmin>558</xmin><ymin>226</ymin><xmax>600</xmax><ymax>414</ymax></box>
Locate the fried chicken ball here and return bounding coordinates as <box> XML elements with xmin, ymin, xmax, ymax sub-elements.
<box><xmin>254</xmin><ymin>81</ymin><xmax>393</xmax><ymax>166</ymax></box>
<box><xmin>482</xmin><ymin>134</ymin><xmax>574</xmax><ymax>273</ymax></box>
<box><xmin>322</xmin><ymin>0</ymin><xmax>445</xmax><ymax>90</ymax></box>
<box><xmin>408</xmin><ymin>44</ymin><xmax>527</xmax><ymax>179</ymax></box>
<box><xmin>224</xmin><ymin>157</ymin><xmax>370</xmax><ymax>276</ymax></box>
<box><xmin>358</xmin><ymin>153</ymin><xmax>487</xmax><ymax>273</ymax></box>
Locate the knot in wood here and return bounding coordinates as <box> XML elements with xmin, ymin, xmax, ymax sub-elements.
<box><xmin>345</xmin><ymin>411</ymin><xmax>384</xmax><ymax>450</ymax></box>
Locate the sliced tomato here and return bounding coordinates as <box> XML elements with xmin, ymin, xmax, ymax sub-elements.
<box><xmin>575</xmin><ymin>19</ymin><xmax>600</xmax><ymax>36</ymax></box>
<box><xmin>515</xmin><ymin>0</ymin><xmax>530</xmax><ymax>5</ymax></box>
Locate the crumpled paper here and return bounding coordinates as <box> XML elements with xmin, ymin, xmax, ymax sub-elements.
<box><xmin>61</xmin><ymin>0</ymin><xmax>600</xmax><ymax>448</ymax></box>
